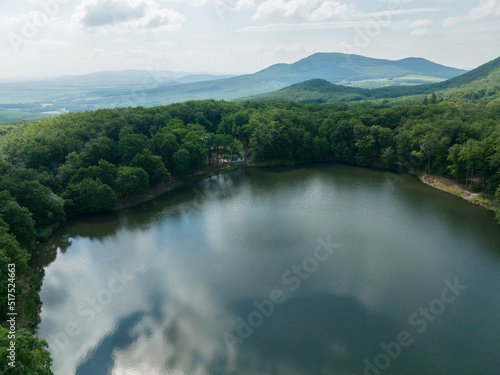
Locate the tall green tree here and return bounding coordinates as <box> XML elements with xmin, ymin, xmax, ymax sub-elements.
<box><xmin>459</xmin><ymin>139</ymin><xmax>485</xmax><ymax>185</ymax></box>
<box><xmin>131</xmin><ymin>150</ymin><xmax>171</xmax><ymax>185</ymax></box>
<box><xmin>88</xmin><ymin>160</ymin><xmax>118</xmax><ymax>190</ymax></box>
<box><xmin>115</xmin><ymin>166</ymin><xmax>149</xmax><ymax>196</ymax></box>
<box><xmin>8</xmin><ymin>180</ymin><xmax>65</xmax><ymax>233</ymax></box>
<box><xmin>63</xmin><ymin>178</ymin><xmax>117</xmax><ymax>216</ymax></box>
<box><xmin>79</xmin><ymin>136</ymin><xmax>118</xmax><ymax>167</ymax></box>
<box><xmin>229</xmin><ymin>139</ymin><xmax>244</xmax><ymax>162</ymax></box>
<box><xmin>0</xmin><ymin>191</ymin><xmax>36</xmax><ymax>249</ymax></box>
<box><xmin>172</xmin><ymin>148</ymin><xmax>191</xmax><ymax>177</ymax></box>
<box><xmin>381</xmin><ymin>147</ymin><xmax>398</xmax><ymax>170</ymax></box>
<box><xmin>182</xmin><ymin>131</ymin><xmax>207</xmax><ymax>170</ymax></box>
<box><xmin>313</xmin><ymin>136</ymin><xmax>330</xmax><ymax>160</ymax></box>
<box><xmin>153</xmin><ymin>131</ymin><xmax>179</xmax><ymax>168</ymax></box>
<box><xmin>118</xmin><ymin>134</ymin><xmax>149</xmax><ymax>165</ymax></box>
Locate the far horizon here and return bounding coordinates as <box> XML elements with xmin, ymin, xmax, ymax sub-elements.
<box><xmin>1</xmin><ymin>1</ymin><xmax>499</xmax><ymax>79</ymax></box>
<box><xmin>0</xmin><ymin>51</ymin><xmax>479</xmax><ymax>82</ymax></box>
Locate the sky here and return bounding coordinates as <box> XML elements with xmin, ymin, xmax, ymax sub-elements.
<box><xmin>1</xmin><ymin>0</ymin><xmax>500</xmax><ymax>78</ymax></box>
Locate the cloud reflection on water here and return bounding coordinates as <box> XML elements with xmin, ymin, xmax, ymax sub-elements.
<box><xmin>37</xmin><ymin>166</ymin><xmax>500</xmax><ymax>375</ymax></box>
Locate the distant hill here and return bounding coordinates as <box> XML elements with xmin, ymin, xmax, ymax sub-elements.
<box><xmin>6</xmin><ymin>70</ymin><xmax>234</xmax><ymax>89</ymax></box>
<box><xmin>0</xmin><ymin>70</ymin><xmax>232</xmax><ymax>104</ymax></box>
<box><xmin>253</xmin><ymin>53</ymin><xmax>465</xmax><ymax>87</ymax></box>
<box><xmin>243</xmin><ymin>55</ymin><xmax>500</xmax><ymax>104</ymax></box>
<box><xmin>130</xmin><ymin>53</ymin><xmax>466</xmax><ymax>105</ymax></box>
<box><xmin>238</xmin><ymin>79</ymin><xmax>369</xmax><ymax>103</ymax></box>
<box><xmin>0</xmin><ymin>53</ymin><xmax>469</xmax><ymax>120</ymax></box>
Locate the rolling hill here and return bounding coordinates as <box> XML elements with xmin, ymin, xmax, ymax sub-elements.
<box><xmin>0</xmin><ymin>70</ymin><xmax>233</xmax><ymax>105</ymax></box>
<box><xmin>250</xmin><ymin>53</ymin><xmax>465</xmax><ymax>88</ymax></box>
<box><xmin>237</xmin><ymin>79</ymin><xmax>370</xmax><ymax>103</ymax></box>
<box><xmin>243</xmin><ymin>55</ymin><xmax>500</xmax><ymax>104</ymax></box>
<box><xmin>0</xmin><ymin>53</ymin><xmax>466</xmax><ymax>121</ymax></box>
<box><xmin>110</xmin><ymin>53</ymin><xmax>466</xmax><ymax>107</ymax></box>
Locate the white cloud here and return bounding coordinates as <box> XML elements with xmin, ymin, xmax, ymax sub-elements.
<box><xmin>241</xmin><ymin>8</ymin><xmax>439</xmax><ymax>32</ymax></box>
<box><xmin>358</xmin><ymin>8</ymin><xmax>444</xmax><ymax>21</ymax></box>
<box><xmin>469</xmin><ymin>0</ymin><xmax>500</xmax><ymax>18</ymax></box>
<box><xmin>113</xmin><ymin>37</ymin><xmax>128</xmax><ymax>43</ymax></box>
<box><xmin>379</xmin><ymin>0</ymin><xmax>417</xmax><ymax>3</ymax></box>
<box><xmin>441</xmin><ymin>15</ymin><xmax>459</xmax><ymax>27</ymax></box>
<box><xmin>253</xmin><ymin>0</ymin><xmax>356</xmax><ymax>20</ymax></box>
<box><xmin>168</xmin><ymin>0</ymin><xmax>255</xmax><ymax>11</ymax></box>
<box><xmin>72</xmin><ymin>0</ymin><xmax>185</xmax><ymax>30</ymax></box>
<box><xmin>93</xmin><ymin>47</ymin><xmax>149</xmax><ymax>58</ymax></box>
<box><xmin>251</xmin><ymin>0</ymin><xmax>445</xmax><ymax>21</ymax></box>
<box><xmin>234</xmin><ymin>0</ymin><xmax>256</xmax><ymax>11</ymax></box>
<box><xmin>442</xmin><ymin>0</ymin><xmax>500</xmax><ymax>27</ymax></box>
<box><xmin>17</xmin><ymin>38</ymin><xmax>72</xmax><ymax>55</ymax></box>
<box><xmin>272</xmin><ymin>42</ymin><xmax>318</xmax><ymax>54</ymax></box>
<box><xmin>4</xmin><ymin>10</ymin><xmax>56</xmax><ymax>26</ymax></box>
<box><xmin>239</xmin><ymin>20</ymin><xmax>360</xmax><ymax>32</ymax></box>
<box><xmin>411</xmin><ymin>27</ymin><xmax>429</xmax><ymax>36</ymax></box>
<box><xmin>309</xmin><ymin>1</ymin><xmax>357</xmax><ymax>21</ymax></box>
<box><xmin>408</xmin><ymin>18</ymin><xmax>432</xmax><ymax>29</ymax></box>
<box><xmin>148</xmin><ymin>40</ymin><xmax>177</xmax><ymax>47</ymax></box>
<box><xmin>36</xmin><ymin>39</ymin><xmax>71</xmax><ymax>46</ymax></box>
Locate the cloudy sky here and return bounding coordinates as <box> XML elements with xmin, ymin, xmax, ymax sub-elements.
<box><xmin>1</xmin><ymin>0</ymin><xmax>499</xmax><ymax>78</ymax></box>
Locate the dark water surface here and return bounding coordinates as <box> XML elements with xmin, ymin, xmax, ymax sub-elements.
<box><xmin>34</xmin><ymin>164</ymin><xmax>500</xmax><ymax>375</ymax></box>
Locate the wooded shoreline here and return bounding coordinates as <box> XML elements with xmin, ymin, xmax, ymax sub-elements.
<box><xmin>113</xmin><ymin>159</ymin><xmax>496</xmax><ymax>215</ymax></box>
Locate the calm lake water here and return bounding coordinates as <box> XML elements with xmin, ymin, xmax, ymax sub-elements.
<box><xmin>34</xmin><ymin>164</ymin><xmax>500</xmax><ymax>375</ymax></box>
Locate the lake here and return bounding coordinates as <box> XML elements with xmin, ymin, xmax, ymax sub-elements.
<box><xmin>34</xmin><ymin>164</ymin><xmax>500</xmax><ymax>375</ymax></box>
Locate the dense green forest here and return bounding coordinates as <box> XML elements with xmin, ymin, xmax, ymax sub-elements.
<box><xmin>0</xmin><ymin>97</ymin><xmax>499</xmax><ymax>372</ymax></box>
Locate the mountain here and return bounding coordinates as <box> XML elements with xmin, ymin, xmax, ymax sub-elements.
<box><xmin>238</xmin><ymin>79</ymin><xmax>369</xmax><ymax>103</ymax></box>
<box><xmin>124</xmin><ymin>53</ymin><xmax>466</xmax><ymax>104</ymax></box>
<box><xmin>38</xmin><ymin>70</ymin><xmax>188</xmax><ymax>87</ymax></box>
<box><xmin>0</xmin><ymin>53</ymin><xmax>468</xmax><ymax>121</ymax></box>
<box><xmin>0</xmin><ymin>70</ymin><xmax>232</xmax><ymax>103</ymax></box>
<box><xmin>243</xmin><ymin>55</ymin><xmax>500</xmax><ymax>104</ymax></box>
<box><xmin>0</xmin><ymin>70</ymin><xmax>234</xmax><ymax>122</ymax></box>
<box><xmin>61</xmin><ymin>53</ymin><xmax>465</xmax><ymax>111</ymax></box>
<box><xmin>251</xmin><ymin>53</ymin><xmax>465</xmax><ymax>87</ymax></box>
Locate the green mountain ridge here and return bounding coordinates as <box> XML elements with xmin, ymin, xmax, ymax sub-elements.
<box><xmin>258</xmin><ymin>53</ymin><xmax>465</xmax><ymax>83</ymax></box>
<box><xmin>243</xmin><ymin>55</ymin><xmax>500</xmax><ymax>104</ymax></box>
<box><xmin>237</xmin><ymin>79</ymin><xmax>369</xmax><ymax>103</ymax></box>
<box><xmin>0</xmin><ymin>53</ymin><xmax>467</xmax><ymax>121</ymax></box>
<box><xmin>138</xmin><ymin>53</ymin><xmax>465</xmax><ymax>104</ymax></box>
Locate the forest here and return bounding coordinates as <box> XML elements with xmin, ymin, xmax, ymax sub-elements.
<box><xmin>0</xmin><ymin>97</ymin><xmax>499</xmax><ymax>372</ymax></box>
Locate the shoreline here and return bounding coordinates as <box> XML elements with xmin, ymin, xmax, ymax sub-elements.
<box><xmin>113</xmin><ymin>163</ymin><xmax>248</xmax><ymax>210</ymax></box>
<box><xmin>114</xmin><ymin>158</ymin><xmax>339</xmax><ymax>210</ymax></box>
<box><xmin>418</xmin><ymin>174</ymin><xmax>495</xmax><ymax>211</ymax></box>
<box><xmin>112</xmin><ymin>161</ymin><xmax>497</xmax><ymax>214</ymax></box>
